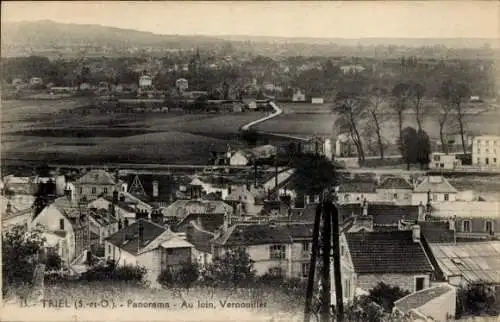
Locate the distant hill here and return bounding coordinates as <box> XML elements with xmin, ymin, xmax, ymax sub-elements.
<box><xmin>1</xmin><ymin>20</ymin><xmax>225</xmax><ymax>50</ymax></box>
<box><xmin>1</xmin><ymin>20</ymin><xmax>498</xmax><ymax>58</ymax></box>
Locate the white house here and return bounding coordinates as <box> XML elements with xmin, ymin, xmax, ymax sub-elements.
<box><xmin>175</xmin><ymin>78</ymin><xmax>189</xmax><ymax>92</ymax></box>
<box><xmin>104</xmin><ymin>219</ymin><xmax>194</xmax><ymax>287</ymax></box>
<box><xmin>472</xmin><ymin>135</ymin><xmax>500</xmax><ymax>167</ymax></box>
<box><xmin>292</xmin><ymin>89</ymin><xmax>306</xmax><ymax>102</ymax></box>
<box><xmin>229</xmin><ymin>150</ymin><xmax>254</xmax><ymax>166</ymax></box>
<box><xmin>429</xmin><ymin>153</ymin><xmax>461</xmax><ymax>170</ymax></box>
<box><xmin>213</xmin><ymin>222</ymin><xmax>314</xmax><ymax>279</ymax></box>
<box><xmin>412</xmin><ymin>176</ymin><xmax>458</xmax><ymax>204</ymax></box>
<box><xmin>139</xmin><ymin>75</ymin><xmax>153</xmax><ymax>88</ymax></box>
<box><xmin>311</xmin><ymin>97</ymin><xmax>324</xmax><ymax>104</ymax></box>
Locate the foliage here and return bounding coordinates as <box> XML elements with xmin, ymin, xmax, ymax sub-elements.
<box><xmin>400</xmin><ymin>127</ymin><xmax>418</xmax><ymax>170</ymax></box>
<box><xmin>79</xmin><ymin>262</ymin><xmax>148</xmax><ymax>285</ymax></box>
<box><xmin>456</xmin><ymin>282</ymin><xmax>498</xmax><ymax>318</ymax></box>
<box><xmin>2</xmin><ymin>225</ymin><xmax>45</xmax><ymax>293</ymax></box>
<box><xmin>200</xmin><ymin>247</ymin><xmax>256</xmax><ymax>288</ymax></box>
<box><xmin>291</xmin><ymin>153</ymin><xmax>337</xmax><ymax>197</ymax></box>
<box><xmin>415</xmin><ymin>130</ymin><xmax>431</xmax><ymax>169</ymax></box>
<box><xmin>158</xmin><ymin>261</ymin><xmax>200</xmax><ymax>289</ymax></box>
<box><xmin>240</xmin><ymin>128</ymin><xmax>259</xmax><ymax>146</ymax></box>
<box><xmin>44</xmin><ymin>251</ymin><xmax>63</xmax><ymax>271</ymax></box>
<box><xmin>366</xmin><ymin>85</ymin><xmax>390</xmax><ymax>159</ymax></box>
<box><xmin>368</xmin><ymin>282</ymin><xmax>411</xmax><ymax>312</ymax></box>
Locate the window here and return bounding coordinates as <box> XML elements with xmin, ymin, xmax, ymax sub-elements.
<box><xmin>485</xmin><ymin>221</ymin><xmax>494</xmax><ymax>234</ymax></box>
<box><xmin>433</xmin><ymin>155</ymin><xmax>440</xmax><ymax>162</ymax></box>
<box><xmin>440</xmin><ymin>163</ymin><xmax>444</xmax><ymax>168</ymax></box>
<box><xmin>59</xmin><ymin>219</ymin><xmax>65</xmax><ymax>230</ymax></box>
<box><xmin>341</xmin><ymin>245</ymin><xmax>345</xmax><ymax>256</ymax></box>
<box><xmin>302</xmin><ymin>242</ymin><xmax>310</xmax><ymax>253</ymax></box>
<box><xmin>344</xmin><ymin>194</ymin><xmax>350</xmax><ymax>202</ymax></box>
<box><xmin>463</xmin><ymin>220</ymin><xmax>471</xmax><ymax>233</ymax></box>
<box><xmin>91</xmin><ymin>187</ymin><xmax>97</xmax><ymax>194</ymax></box>
<box><xmin>108</xmin><ymin>245</ymin><xmax>111</xmax><ymax>254</ymax></box>
<box><xmin>415</xmin><ymin>277</ymin><xmax>425</xmax><ymax>291</ymax></box>
<box><xmin>103</xmin><ymin>187</ymin><xmax>108</xmax><ymax>194</ymax></box>
<box><xmin>433</xmin><ymin>193</ymin><xmax>438</xmax><ymax>201</ymax></box>
<box><xmin>167</xmin><ymin>249</ymin><xmax>174</xmax><ymax>255</ymax></box>
<box><xmin>444</xmin><ymin>194</ymin><xmax>449</xmax><ymax>201</ymax></box>
<box><xmin>79</xmin><ymin>187</ymin><xmax>83</xmax><ymax>194</ymax></box>
<box><xmin>302</xmin><ymin>263</ymin><xmax>309</xmax><ymax>277</ymax></box>
<box><xmin>486</xmin><ymin>158</ymin><xmax>489</xmax><ymax>165</ymax></box>
<box><xmin>477</xmin><ymin>158</ymin><xmax>480</xmax><ymax>164</ymax></box>
<box><xmin>494</xmin><ymin>158</ymin><xmax>497</xmax><ymax>164</ymax></box>
<box><xmin>270</xmin><ymin>267</ymin><xmax>283</xmax><ymax>277</ymax></box>
<box><xmin>270</xmin><ymin>245</ymin><xmax>286</xmax><ymax>259</ymax></box>
<box><xmin>393</xmin><ymin>193</ymin><xmax>398</xmax><ymax>199</ymax></box>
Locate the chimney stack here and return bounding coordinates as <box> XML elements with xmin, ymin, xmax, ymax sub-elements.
<box><xmin>112</xmin><ymin>190</ymin><xmax>119</xmax><ymax>204</ymax></box>
<box><xmin>362</xmin><ymin>199</ymin><xmax>368</xmax><ymax>216</ymax></box>
<box><xmin>152</xmin><ymin>180</ymin><xmax>159</xmax><ymax>198</ymax></box>
<box><xmin>418</xmin><ymin>202</ymin><xmax>426</xmax><ymax>222</ymax></box>
<box><xmin>64</xmin><ymin>186</ymin><xmax>72</xmax><ymax>201</ymax></box>
<box><xmin>412</xmin><ymin>225</ymin><xmax>421</xmax><ymax>243</ymax></box>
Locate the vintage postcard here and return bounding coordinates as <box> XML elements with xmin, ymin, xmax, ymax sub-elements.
<box><xmin>1</xmin><ymin>1</ymin><xmax>499</xmax><ymax>321</ymax></box>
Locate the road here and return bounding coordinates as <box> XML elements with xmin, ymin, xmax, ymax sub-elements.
<box><xmin>241</xmin><ymin>101</ymin><xmax>283</xmax><ymax>131</ymax></box>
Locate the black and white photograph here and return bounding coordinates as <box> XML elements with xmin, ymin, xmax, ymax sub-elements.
<box><xmin>1</xmin><ymin>1</ymin><xmax>499</xmax><ymax>321</ymax></box>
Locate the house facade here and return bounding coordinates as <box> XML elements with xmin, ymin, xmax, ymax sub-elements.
<box><xmin>336</xmin><ymin>181</ymin><xmax>378</xmax><ymax>204</ymax></box>
<box><xmin>376</xmin><ymin>177</ymin><xmax>413</xmax><ymax>205</ymax></box>
<box><xmin>213</xmin><ymin>223</ymin><xmax>313</xmax><ymax>279</ymax></box>
<box><xmin>341</xmin><ymin>229</ymin><xmax>434</xmax><ymax>300</ymax></box>
<box><xmin>472</xmin><ymin>135</ymin><xmax>500</xmax><ymax>167</ymax></box>
<box><xmin>412</xmin><ymin>176</ymin><xmax>458</xmax><ymax>204</ymax></box>
<box><xmin>73</xmin><ymin>170</ymin><xmax>122</xmax><ymax>202</ymax></box>
<box><xmin>104</xmin><ymin>219</ymin><xmax>194</xmax><ymax>287</ymax></box>
<box><xmin>429</xmin><ymin>153</ymin><xmax>460</xmax><ymax>170</ymax></box>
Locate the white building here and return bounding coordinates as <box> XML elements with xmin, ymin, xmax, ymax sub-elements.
<box><xmin>412</xmin><ymin>176</ymin><xmax>458</xmax><ymax>204</ymax></box>
<box><xmin>311</xmin><ymin>97</ymin><xmax>324</xmax><ymax>104</ymax></box>
<box><xmin>176</xmin><ymin>78</ymin><xmax>189</xmax><ymax>92</ymax></box>
<box><xmin>472</xmin><ymin>135</ymin><xmax>500</xmax><ymax>167</ymax></box>
<box><xmin>292</xmin><ymin>89</ymin><xmax>306</xmax><ymax>102</ymax></box>
<box><xmin>429</xmin><ymin>153</ymin><xmax>461</xmax><ymax>170</ymax></box>
<box><xmin>139</xmin><ymin>75</ymin><xmax>153</xmax><ymax>88</ymax></box>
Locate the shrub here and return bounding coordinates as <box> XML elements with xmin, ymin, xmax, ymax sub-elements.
<box><xmin>79</xmin><ymin>263</ymin><xmax>147</xmax><ymax>285</ymax></box>
<box><xmin>158</xmin><ymin>261</ymin><xmax>200</xmax><ymax>289</ymax></box>
<box><xmin>368</xmin><ymin>282</ymin><xmax>411</xmax><ymax>312</ymax></box>
<box><xmin>456</xmin><ymin>282</ymin><xmax>498</xmax><ymax>318</ymax></box>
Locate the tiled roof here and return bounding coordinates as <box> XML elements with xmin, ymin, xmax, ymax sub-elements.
<box><xmin>414</xmin><ymin>176</ymin><xmax>458</xmax><ymax>193</ymax></box>
<box><xmin>338</xmin><ymin>181</ymin><xmax>377</xmax><ymax>193</ymax></box>
<box><xmin>287</xmin><ymin>203</ymin><xmax>363</xmax><ymax>224</ymax></box>
<box><xmin>430</xmin><ymin>201</ymin><xmax>499</xmax><ymax>219</ymax></box>
<box><xmin>75</xmin><ymin>170</ymin><xmax>116</xmax><ymax>185</ymax></box>
<box><xmin>162</xmin><ymin>200</ymin><xmax>232</xmax><ymax>219</ymax></box>
<box><xmin>418</xmin><ymin>221</ymin><xmax>455</xmax><ymax>243</ymax></box>
<box><xmin>176</xmin><ymin>213</ymin><xmax>225</xmax><ymax>233</ymax></box>
<box><xmin>377</xmin><ymin>177</ymin><xmax>413</xmax><ymax>190</ymax></box>
<box><xmin>345</xmin><ymin>231</ymin><xmax>434</xmax><ymax>274</ymax></box>
<box><xmin>102</xmin><ymin>196</ymin><xmax>138</xmax><ymax>213</ymax></box>
<box><xmin>368</xmin><ymin>204</ymin><xmax>419</xmax><ymax>226</ymax></box>
<box><xmin>183</xmin><ymin>222</ymin><xmax>215</xmax><ymax>253</ymax></box>
<box><xmin>105</xmin><ymin>219</ymin><xmax>166</xmax><ymax>256</ymax></box>
<box><xmin>89</xmin><ymin>209</ymin><xmax>118</xmax><ymax>226</ymax></box>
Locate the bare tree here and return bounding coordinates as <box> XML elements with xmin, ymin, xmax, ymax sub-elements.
<box><xmin>409</xmin><ymin>82</ymin><xmax>426</xmax><ymax>132</ymax></box>
<box><xmin>440</xmin><ymin>79</ymin><xmax>471</xmax><ymax>154</ymax></box>
<box><xmin>367</xmin><ymin>86</ymin><xmax>389</xmax><ymax>159</ymax></box>
<box><xmin>333</xmin><ymin>91</ymin><xmax>367</xmax><ymax>162</ymax></box>
<box><xmin>391</xmin><ymin>83</ymin><xmax>412</xmax><ymax>154</ymax></box>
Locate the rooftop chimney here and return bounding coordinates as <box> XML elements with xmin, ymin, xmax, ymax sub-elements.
<box><xmin>64</xmin><ymin>187</ymin><xmax>72</xmax><ymax>201</ymax></box>
<box><xmin>412</xmin><ymin>225</ymin><xmax>421</xmax><ymax>243</ymax></box>
<box><xmin>362</xmin><ymin>198</ymin><xmax>368</xmax><ymax>216</ymax></box>
<box><xmin>418</xmin><ymin>202</ymin><xmax>426</xmax><ymax>222</ymax></box>
<box><xmin>112</xmin><ymin>190</ymin><xmax>119</xmax><ymax>204</ymax></box>
<box><xmin>152</xmin><ymin>180</ymin><xmax>159</xmax><ymax>198</ymax></box>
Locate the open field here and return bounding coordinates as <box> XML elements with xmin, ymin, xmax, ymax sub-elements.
<box><xmin>255</xmin><ymin>103</ymin><xmax>500</xmax><ymax>142</ymax></box>
<box><xmin>1</xmin><ymin>99</ymin><xmax>268</xmax><ymax>167</ymax></box>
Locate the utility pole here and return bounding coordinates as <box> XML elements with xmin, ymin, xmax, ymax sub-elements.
<box><xmin>303</xmin><ymin>202</ymin><xmax>323</xmax><ymax>322</ymax></box>
<box><xmin>320</xmin><ymin>199</ymin><xmax>332</xmax><ymax>322</ymax></box>
<box><xmin>332</xmin><ymin>203</ymin><xmax>344</xmax><ymax>321</ymax></box>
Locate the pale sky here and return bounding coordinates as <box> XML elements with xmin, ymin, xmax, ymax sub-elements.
<box><xmin>2</xmin><ymin>1</ymin><xmax>499</xmax><ymax>39</ymax></box>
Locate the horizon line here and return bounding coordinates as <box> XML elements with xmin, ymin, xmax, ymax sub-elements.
<box><xmin>4</xmin><ymin>19</ymin><xmax>499</xmax><ymax>41</ymax></box>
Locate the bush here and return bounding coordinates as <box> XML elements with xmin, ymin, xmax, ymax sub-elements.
<box><xmin>368</xmin><ymin>282</ymin><xmax>410</xmax><ymax>312</ymax></box>
<box><xmin>456</xmin><ymin>282</ymin><xmax>498</xmax><ymax>318</ymax></box>
<box><xmin>79</xmin><ymin>263</ymin><xmax>147</xmax><ymax>285</ymax></box>
<box><xmin>200</xmin><ymin>247</ymin><xmax>256</xmax><ymax>288</ymax></box>
<box><xmin>158</xmin><ymin>261</ymin><xmax>200</xmax><ymax>289</ymax></box>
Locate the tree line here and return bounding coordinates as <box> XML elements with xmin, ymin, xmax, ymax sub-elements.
<box><xmin>333</xmin><ymin>73</ymin><xmax>472</xmax><ymax>168</ymax></box>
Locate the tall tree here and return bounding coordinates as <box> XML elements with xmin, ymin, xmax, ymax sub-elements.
<box><xmin>391</xmin><ymin>83</ymin><xmax>412</xmax><ymax>154</ymax></box>
<box><xmin>401</xmin><ymin>127</ymin><xmax>418</xmax><ymax>170</ymax></box>
<box><xmin>436</xmin><ymin>83</ymin><xmax>453</xmax><ymax>153</ymax></box>
<box><xmin>367</xmin><ymin>86</ymin><xmax>389</xmax><ymax>159</ymax></box>
<box><xmin>409</xmin><ymin>82</ymin><xmax>426</xmax><ymax>132</ymax></box>
<box><xmin>334</xmin><ymin>90</ymin><xmax>367</xmax><ymax>162</ymax></box>
<box><xmin>440</xmin><ymin>79</ymin><xmax>471</xmax><ymax>154</ymax></box>
<box><xmin>415</xmin><ymin>130</ymin><xmax>431</xmax><ymax>170</ymax></box>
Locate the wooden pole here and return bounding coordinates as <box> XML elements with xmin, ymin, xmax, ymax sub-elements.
<box><xmin>303</xmin><ymin>203</ymin><xmax>323</xmax><ymax>322</ymax></box>
<box><xmin>331</xmin><ymin>203</ymin><xmax>344</xmax><ymax>321</ymax></box>
<box><xmin>320</xmin><ymin>200</ymin><xmax>332</xmax><ymax>322</ymax></box>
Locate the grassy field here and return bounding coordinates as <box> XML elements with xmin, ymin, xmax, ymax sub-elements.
<box><xmin>1</xmin><ymin>99</ymin><xmax>268</xmax><ymax>166</ymax></box>
<box><xmin>255</xmin><ymin>103</ymin><xmax>500</xmax><ymax>146</ymax></box>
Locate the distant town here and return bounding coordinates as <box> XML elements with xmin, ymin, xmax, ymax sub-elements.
<box><xmin>2</xmin><ymin>19</ymin><xmax>500</xmax><ymax>322</ymax></box>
